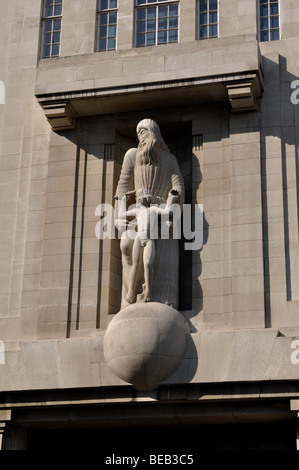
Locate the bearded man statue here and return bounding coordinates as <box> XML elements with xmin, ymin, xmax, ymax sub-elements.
<box><xmin>114</xmin><ymin>119</ymin><xmax>185</xmax><ymax>310</ymax></box>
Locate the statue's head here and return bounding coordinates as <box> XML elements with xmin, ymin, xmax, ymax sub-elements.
<box><xmin>136</xmin><ymin>119</ymin><xmax>169</xmax><ymax>165</ymax></box>
<box><xmin>137</xmin><ymin>119</ymin><xmax>162</xmax><ymax>144</ymax></box>
<box><xmin>135</xmin><ymin>188</ymin><xmax>153</xmax><ymax>206</ymax></box>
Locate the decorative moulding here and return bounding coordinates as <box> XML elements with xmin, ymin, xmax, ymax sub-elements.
<box><xmin>36</xmin><ymin>69</ymin><xmax>263</xmax><ymax>131</ymax></box>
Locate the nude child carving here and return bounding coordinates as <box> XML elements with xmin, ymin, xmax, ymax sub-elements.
<box><xmin>119</xmin><ymin>188</ymin><xmax>179</xmax><ymax>304</ymax></box>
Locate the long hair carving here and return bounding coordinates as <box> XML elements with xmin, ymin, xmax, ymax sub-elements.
<box><xmin>136</xmin><ymin>119</ymin><xmax>170</xmax><ymax>165</ymax></box>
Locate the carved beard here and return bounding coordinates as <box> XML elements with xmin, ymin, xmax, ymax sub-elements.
<box><xmin>137</xmin><ymin>138</ymin><xmax>161</xmax><ymax>165</ymax></box>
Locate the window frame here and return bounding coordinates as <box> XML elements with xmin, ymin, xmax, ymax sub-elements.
<box><xmin>40</xmin><ymin>0</ymin><xmax>63</xmax><ymax>59</ymax></box>
<box><xmin>96</xmin><ymin>0</ymin><xmax>118</xmax><ymax>52</ymax></box>
<box><xmin>258</xmin><ymin>0</ymin><xmax>280</xmax><ymax>42</ymax></box>
<box><xmin>197</xmin><ymin>0</ymin><xmax>219</xmax><ymax>41</ymax></box>
<box><xmin>134</xmin><ymin>0</ymin><xmax>180</xmax><ymax>48</ymax></box>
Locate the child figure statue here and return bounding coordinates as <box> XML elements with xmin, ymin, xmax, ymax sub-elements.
<box><xmin>121</xmin><ymin>188</ymin><xmax>179</xmax><ymax>304</ymax></box>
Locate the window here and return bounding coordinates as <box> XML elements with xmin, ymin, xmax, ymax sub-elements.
<box><xmin>197</xmin><ymin>0</ymin><xmax>218</xmax><ymax>40</ymax></box>
<box><xmin>41</xmin><ymin>0</ymin><xmax>63</xmax><ymax>58</ymax></box>
<box><xmin>259</xmin><ymin>0</ymin><xmax>279</xmax><ymax>42</ymax></box>
<box><xmin>97</xmin><ymin>0</ymin><xmax>118</xmax><ymax>51</ymax></box>
<box><xmin>135</xmin><ymin>0</ymin><xmax>179</xmax><ymax>48</ymax></box>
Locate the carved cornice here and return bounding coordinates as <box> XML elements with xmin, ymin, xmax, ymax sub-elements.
<box><xmin>37</xmin><ymin>69</ymin><xmax>263</xmax><ymax>131</ymax></box>
<box><xmin>35</xmin><ymin>36</ymin><xmax>264</xmax><ymax>130</ymax></box>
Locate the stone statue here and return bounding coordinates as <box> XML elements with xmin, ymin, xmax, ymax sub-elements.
<box><xmin>104</xmin><ymin>120</ymin><xmax>187</xmax><ymax>391</ymax></box>
<box><xmin>114</xmin><ymin>119</ymin><xmax>185</xmax><ymax>310</ymax></box>
<box><xmin>119</xmin><ymin>188</ymin><xmax>180</xmax><ymax>304</ymax></box>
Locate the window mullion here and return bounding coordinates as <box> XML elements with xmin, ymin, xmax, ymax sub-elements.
<box><xmin>155</xmin><ymin>6</ymin><xmax>158</xmax><ymax>46</ymax></box>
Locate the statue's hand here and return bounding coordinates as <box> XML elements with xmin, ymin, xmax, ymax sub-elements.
<box><xmin>115</xmin><ymin>218</ymin><xmax>129</xmax><ymax>232</ymax></box>
<box><xmin>125</xmin><ymin>190</ymin><xmax>136</xmax><ymax>198</ymax></box>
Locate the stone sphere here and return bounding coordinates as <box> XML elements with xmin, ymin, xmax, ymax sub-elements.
<box><xmin>103</xmin><ymin>302</ymin><xmax>188</xmax><ymax>391</ymax></box>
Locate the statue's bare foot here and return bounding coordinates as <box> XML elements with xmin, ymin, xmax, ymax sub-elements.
<box><xmin>144</xmin><ymin>291</ymin><xmax>152</xmax><ymax>302</ymax></box>
<box><xmin>126</xmin><ymin>292</ymin><xmax>136</xmax><ymax>304</ymax></box>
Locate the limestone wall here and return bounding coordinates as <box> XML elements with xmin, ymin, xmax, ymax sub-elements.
<box><xmin>0</xmin><ymin>0</ymin><xmax>299</xmax><ymax>391</ymax></box>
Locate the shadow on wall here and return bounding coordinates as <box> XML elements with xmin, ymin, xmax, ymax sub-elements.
<box><xmin>259</xmin><ymin>55</ymin><xmax>299</xmax><ymax>327</ymax></box>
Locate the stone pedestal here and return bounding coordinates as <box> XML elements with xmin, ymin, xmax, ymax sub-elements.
<box><xmin>103</xmin><ymin>303</ymin><xmax>188</xmax><ymax>391</ymax></box>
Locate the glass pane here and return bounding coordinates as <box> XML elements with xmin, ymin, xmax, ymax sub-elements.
<box><xmin>260</xmin><ymin>30</ymin><xmax>269</xmax><ymax>41</ymax></box>
<box><xmin>270</xmin><ymin>16</ymin><xmax>279</xmax><ymax>28</ymax></box>
<box><xmin>137</xmin><ymin>0</ymin><xmax>146</xmax><ymax>5</ymax></box>
<box><xmin>200</xmin><ymin>25</ymin><xmax>207</xmax><ymax>38</ymax></box>
<box><xmin>260</xmin><ymin>17</ymin><xmax>268</xmax><ymax>29</ymax></box>
<box><xmin>158</xmin><ymin>30</ymin><xmax>167</xmax><ymax>43</ymax></box>
<box><xmin>147</xmin><ymin>19</ymin><xmax>156</xmax><ymax>31</ymax></box>
<box><xmin>260</xmin><ymin>0</ymin><xmax>268</xmax><ymax>3</ymax></box>
<box><xmin>147</xmin><ymin>7</ymin><xmax>156</xmax><ymax>19</ymax></box>
<box><xmin>169</xmin><ymin>17</ymin><xmax>178</xmax><ymax>28</ymax></box>
<box><xmin>260</xmin><ymin>4</ymin><xmax>268</xmax><ymax>16</ymax></box>
<box><xmin>200</xmin><ymin>13</ymin><xmax>208</xmax><ymax>25</ymax></box>
<box><xmin>100</xmin><ymin>13</ymin><xmax>108</xmax><ymax>25</ymax></box>
<box><xmin>100</xmin><ymin>0</ymin><xmax>108</xmax><ymax>10</ymax></box>
<box><xmin>169</xmin><ymin>5</ymin><xmax>178</xmax><ymax>16</ymax></box>
<box><xmin>108</xmin><ymin>24</ymin><xmax>116</xmax><ymax>36</ymax></box>
<box><xmin>109</xmin><ymin>0</ymin><xmax>117</xmax><ymax>8</ymax></box>
<box><xmin>53</xmin><ymin>31</ymin><xmax>60</xmax><ymax>43</ymax></box>
<box><xmin>45</xmin><ymin>0</ymin><xmax>53</xmax><ymax>6</ymax></box>
<box><xmin>209</xmin><ymin>24</ymin><xmax>217</xmax><ymax>36</ymax></box>
<box><xmin>137</xmin><ymin>21</ymin><xmax>146</xmax><ymax>33</ymax></box>
<box><xmin>45</xmin><ymin>21</ymin><xmax>52</xmax><ymax>32</ymax></box>
<box><xmin>137</xmin><ymin>8</ymin><xmax>146</xmax><ymax>20</ymax></box>
<box><xmin>209</xmin><ymin>0</ymin><xmax>218</xmax><ymax>10</ymax></box>
<box><xmin>109</xmin><ymin>12</ymin><xmax>117</xmax><ymax>23</ymax></box>
<box><xmin>146</xmin><ymin>32</ymin><xmax>155</xmax><ymax>44</ymax></box>
<box><xmin>136</xmin><ymin>33</ymin><xmax>145</xmax><ymax>46</ymax></box>
<box><xmin>169</xmin><ymin>29</ymin><xmax>178</xmax><ymax>42</ymax></box>
<box><xmin>99</xmin><ymin>38</ymin><xmax>107</xmax><ymax>50</ymax></box>
<box><xmin>54</xmin><ymin>5</ymin><xmax>62</xmax><ymax>16</ymax></box>
<box><xmin>158</xmin><ymin>18</ymin><xmax>167</xmax><ymax>29</ymax></box>
<box><xmin>107</xmin><ymin>37</ymin><xmax>116</xmax><ymax>49</ymax></box>
<box><xmin>199</xmin><ymin>0</ymin><xmax>207</xmax><ymax>12</ymax></box>
<box><xmin>52</xmin><ymin>44</ymin><xmax>60</xmax><ymax>55</ymax></box>
<box><xmin>46</xmin><ymin>5</ymin><xmax>54</xmax><ymax>17</ymax></box>
<box><xmin>209</xmin><ymin>11</ymin><xmax>217</xmax><ymax>23</ymax></box>
<box><xmin>270</xmin><ymin>4</ymin><xmax>279</xmax><ymax>15</ymax></box>
<box><xmin>53</xmin><ymin>19</ymin><xmax>61</xmax><ymax>30</ymax></box>
<box><xmin>44</xmin><ymin>32</ymin><xmax>52</xmax><ymax>44</ymax></box>
<box><xmin>43</xmin><ymin>45</ymin><xmax>51</xmax><ymax>57</ymax></box>
<box><xmin>270</xmin><ymin>29</ymin><xmax>279</xmax><ymax>40</ymax></box>
<box><xmin>100</xmin><ymin>25</ymin><xmax>107</xmax><ymax>37</ymax></box>
<box><xmin>158</xmin><ymin>6</ymin><xmax>167</xmax><ymax>17</ymax></box>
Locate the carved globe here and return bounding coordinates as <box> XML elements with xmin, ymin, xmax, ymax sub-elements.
<box><xmin>103</xmin><ymin>302</ymin><xmax>188</xmax><ymax>391</ymax></box>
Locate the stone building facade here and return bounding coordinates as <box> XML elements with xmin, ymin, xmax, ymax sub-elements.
<box><xmin>0</xmin><ymin>0</ymin><xmax>299</xmax><ymax>451</ymax></box>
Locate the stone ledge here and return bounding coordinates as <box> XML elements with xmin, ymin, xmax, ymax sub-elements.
<box><xmin>35</xmin><ymin>36</ymin><xmax>264</xmax><ymax>130</ymax></box>
<box><xmin>0</xmin><ymin>328</ymin><xmax>298</xmax><ymax>393</ymax></box>
<box><xmin>36</xmin><ymin>70</ymin><xmax>263</xmax><ymax>131</ymax></box>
